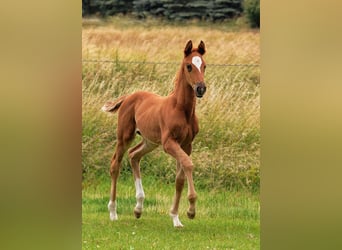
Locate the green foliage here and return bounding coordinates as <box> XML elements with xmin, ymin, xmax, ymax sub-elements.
<box><xmin>82</xmin><ymin>0</ymin><xmax>243</xmax><ymax>21</ymax></box>
<box><xmin>82</xmin><ymin>0</ymin><xmax>134</xmax><ymax>17</ymax></box>
<box><xmin>133</xmin><ymin>0</ymin><xmax>243</xmax><ymax>21</ymax></box>
<box><xmin>244</xmin><ymin>0</ymin><xmax>260</xmax><ymax>28</ymax></box>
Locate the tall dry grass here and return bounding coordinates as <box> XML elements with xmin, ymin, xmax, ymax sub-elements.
<box><xmin>82</xmin><ymin>18</ymin><xmax>260</xmax><ymax>191</ymax></box>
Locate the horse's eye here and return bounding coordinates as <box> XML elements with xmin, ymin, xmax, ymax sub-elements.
<box><xmin>186</xmin><ymin>64</ymin><xmax>192</xmax><ymax>72</ymax></box>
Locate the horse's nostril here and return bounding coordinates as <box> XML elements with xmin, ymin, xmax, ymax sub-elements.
<box><xmin>195</xmin><ymin>83</ymin><xmax>206</xmax><ymax>97</ymax></box>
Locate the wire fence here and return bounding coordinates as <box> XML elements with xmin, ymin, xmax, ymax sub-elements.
<box><xmin>82</xmin><ymin>59</ymin><xmax>259</xmax><ymax>68</ymax></box>
<box><xmin>82</xmin><ymin>58</ymin><xmax>260</xmax><ymax>100</ymax></box>
<box><xmin>82</xmin><ymin>58</ymin><xmax>260</xmax><ymax>88</ymax></box>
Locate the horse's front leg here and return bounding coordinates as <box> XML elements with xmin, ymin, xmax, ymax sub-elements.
<box><xmin>170</xmin><ymin>161</ymin><xmax>186</xmax><ymax>227</ymax></box>
<box><xmin>181</xmin><ymin>143</ymin><xmax>196</xmax><ymax>219</ymax></box>
<box><xmin>163</xmin><ymin>139</ymin><xmax>197</xmax><ymax>226</ymax></box>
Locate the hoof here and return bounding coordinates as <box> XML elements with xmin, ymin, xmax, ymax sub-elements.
<box><xmin>109</xmin><ymin>212</ymin><xmax>118</xmax><ymax>221</ymax></box>
<box><xmin>134</xmin><ymin>208</ymin><xmax>142</xmax><ymax>219</ymax></box>
<box><xmin>187</xmin><ymin>210</ymin><xmax>195</xmax><ymax>219</ymax></box>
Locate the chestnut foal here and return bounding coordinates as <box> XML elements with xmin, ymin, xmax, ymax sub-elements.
<box><xmin>102</xmin><ymin>40</ymin><xmax>207</xmax><ymax>227</ymax></box>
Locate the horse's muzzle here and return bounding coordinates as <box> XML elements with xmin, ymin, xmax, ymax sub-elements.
<box><xmin>194</xmin><ymin>82</ymin><xmax>206</xmax><ymax>98</ymax></box>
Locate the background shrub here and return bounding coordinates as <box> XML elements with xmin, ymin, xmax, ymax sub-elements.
<box><xmin>244</xmin><ymin>0</ymin><xmax>260</xmax><ymax>28</ymax></box>
<box><xmin>82</xmin><ymin>0</ymin><xmax>244</xmax><ymax>21</ymax></box>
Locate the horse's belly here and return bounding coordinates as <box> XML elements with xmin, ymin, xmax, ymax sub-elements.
<box><xmin>135</xmin><ymin>123</ymin><xmax>161</xmax><ymax>145</ymax></box>
<box><xmin>134</xmin><ymin>96</ymin><xmax>163</xmax><ymax>144</ymax></box>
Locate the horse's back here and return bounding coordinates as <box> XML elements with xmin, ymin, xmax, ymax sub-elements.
<box><xmin>128</xmin><ymin>91</ymin><xmax>164</xmax><ymax>112</ymax></box>
<box><xmin>117</xmin><ymin>91</ymin><xmax>161</xmax><ymax>113</ymax></box>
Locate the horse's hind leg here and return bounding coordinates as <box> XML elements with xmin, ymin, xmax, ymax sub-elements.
<box><xmin>108</xmin><ymin>121</ymin><xmax>135</xmax><ymax>221</ymax></box>
<box><xmin>128</xmin><ymin>139</ymin><xmax>157</xmax><ymax>218</ymax></box>
<box><xmin>108</xmin><ymin>143</ymin><xmax>124</xmax><ymax>221</ymax></box>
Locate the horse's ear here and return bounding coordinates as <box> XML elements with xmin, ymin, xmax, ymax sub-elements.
<box><xmin>198</xmin><ymin>40</ymin><xmax>206</xmax><ymax>55</ymax></box>
<box><xmin>184</xmin><ymin>40</ymin><xmax>193</xmax><ymax>57</ymax></box>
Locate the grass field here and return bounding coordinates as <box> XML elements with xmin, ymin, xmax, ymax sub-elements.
<box><xmin>82</xmin><ymin>176</ymin><xmax>259</xmax><ymax>250</ymax></box>
<box><xmin>82</xmin><ymin>16</ymin><xmax>260</xmax><ymax>249</ymax></box>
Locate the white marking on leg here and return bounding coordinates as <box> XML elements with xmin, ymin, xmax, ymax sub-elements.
<box><xmin>108</xmin><ymin>200</ymin><xmax>118</xmax><ymax>221</ymax></box>
<box><xmin>192</xmin><ymin>56</ymin><xmax>202</xmax><ymax>72</ymax></box>
<box><xmin>170</xmin><ymin>213</ymin><xmax>184</xmax><ymax>228</ymax></box>
<box><xmin>135</xmin><ymin>178</ymin><xmax>145</xmax><ymax>210</ymax></box>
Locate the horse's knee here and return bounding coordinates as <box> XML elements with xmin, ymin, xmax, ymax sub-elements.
<box><xmin>129</xmin><ymin>151</ymin><xmax>140</xmax><ymax>163</ymax></box>
<box><xmin>181</xmin><ymin>161</ymin><xmax>194</xmax><ymax>173</ymax></box>
<box><xmin>188</xmin><ymin>193</ymin><xmax>197</xmax><ymax>203</ymax></box>
<box><xmin>162</xmin><ymin>141</ymin><xmax>173</xmax><ymax>154</ymax></box>
<box><xmin>110</xmin><ymin>162</ymin><xmax>120</xmax><ymax>177</ymax></box>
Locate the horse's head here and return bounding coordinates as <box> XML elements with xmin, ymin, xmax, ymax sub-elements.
<box><xmin>183</xmin><ymin>40</ymin><xmax>207</xmax><ymax>98</ymax></box>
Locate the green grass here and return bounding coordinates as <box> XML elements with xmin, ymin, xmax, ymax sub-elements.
<box><xmin>82</xmin><ymin>177</ymin><xmax>259</xmax><ymax>250</ymax></box>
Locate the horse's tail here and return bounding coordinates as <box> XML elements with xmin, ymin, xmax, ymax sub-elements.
<box><xmin>101</xmin><ymin>95</ymin><xmax>127</xmax><ymax>113</ymax></box>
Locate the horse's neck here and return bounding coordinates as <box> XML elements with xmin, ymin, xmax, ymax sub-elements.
<box><xmin>171</xmin><ymin>70</ymin><xmax>196</xmax><ymax>117</ymax></box>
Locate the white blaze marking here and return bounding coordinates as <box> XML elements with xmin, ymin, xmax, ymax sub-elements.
<box><xmin>192</xmin><ymin>56</ymin><xmax>202</xmax><ymax>72</ymax></box>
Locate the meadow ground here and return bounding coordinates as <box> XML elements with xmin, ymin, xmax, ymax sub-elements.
<box><xmin>82</xmin><ymin>16</ymin><xmax>260</xmax><ymax>249</ymax></box>
<box><xmin>82</xmin><ymin>176</ymin><xmax>259</xmax><ymax>250</ymax></box>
